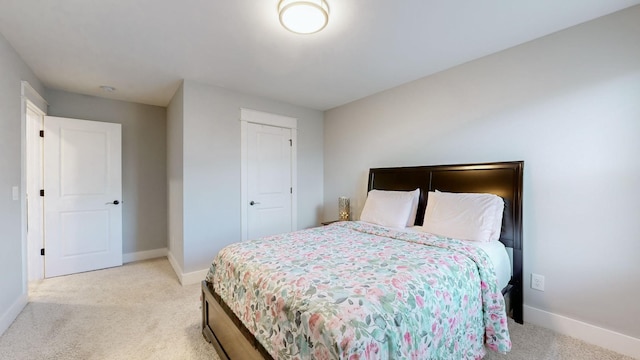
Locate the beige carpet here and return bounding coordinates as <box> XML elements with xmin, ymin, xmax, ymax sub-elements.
<box><xmin>0</xmin><ymin>258</ymin><xmax>219</xmax><ymax>360</ymax></box>
<box><xmin>0</xmin><ymin>258</ymin><xmax>634</xmax><ymax>360</ymax></box>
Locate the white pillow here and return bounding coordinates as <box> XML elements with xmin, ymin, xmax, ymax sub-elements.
<box><xmin>421</xmin><ymin>191</ymin><xmax>504</xmax><ymax>242</ymax></box>
<box><xmin>406</xmin><ymin>189</ymin><xmax>421</xmax><ymax>227</ymax></box>
<box><xmin>489</xmin><ymin>198</ymin><xmax>505</xmax><ymax>241</ymax></box>
<box><xmin>360</xmin><ymin>189</ymin><xmax>419</xmax><ymax>228</ymax></box>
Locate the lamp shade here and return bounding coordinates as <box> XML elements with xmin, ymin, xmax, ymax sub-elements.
<box><xmin>278</xmin><ymin>0</ymin><xmax>329</xmax><ymax>34</ymax></box>
<box><xmin>338</xmin><ymin>196</ymin><xmax>350</xmax><ymax>221</ymax></box>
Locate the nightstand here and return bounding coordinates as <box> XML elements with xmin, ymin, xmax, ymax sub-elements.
<box><xmin>321</xmin><ymin>220</ymin><xmax>340</xmax><ymax>226</ymax></box>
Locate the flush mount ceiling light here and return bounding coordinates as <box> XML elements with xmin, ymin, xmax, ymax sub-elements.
<box><xmin>100</xmin><ymin>85</ymin><xmax>116</xmax><ymax>92</ymax></box>
<box><xmin>278</xmin><ymin>0</ymin><xmax>329</xmax><ymax>34</ymax></box>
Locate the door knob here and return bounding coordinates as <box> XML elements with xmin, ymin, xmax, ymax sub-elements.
<box><xmin>106</xmin><ymin>200</ymin><xmax>120</xmax><ymax>205</ymax></box>
<box><xmin>249</xmin><ymin>201</ymin><xmax>260</xmax><ymax>206</ymax></box>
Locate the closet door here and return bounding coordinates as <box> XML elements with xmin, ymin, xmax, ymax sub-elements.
<box><xmin>246</xmin><ymin>122</ymin><xmax>293</xmax><ymax>240</ymax></box>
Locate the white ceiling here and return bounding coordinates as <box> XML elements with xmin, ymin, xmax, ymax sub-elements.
<box><xmin>1</xmin><ymin>0</ymin><xmax>639</xmax><ymax>110</ymax></box>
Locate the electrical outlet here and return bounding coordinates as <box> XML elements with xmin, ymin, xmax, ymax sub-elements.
<box><xmin>531</xmin><ymin>273</ymin><xmax>545</xmax><ymax>291</ymax></box>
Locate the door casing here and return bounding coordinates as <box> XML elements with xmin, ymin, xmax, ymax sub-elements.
<box><xmin>25</xmin><ymin>103</ymin><xmax>45</xmax><ymax>281</ymax></box>
<box><xmin>22</xmin><ymin>81</ymin><xmax>48</xmax><ymax>284</ymax></box>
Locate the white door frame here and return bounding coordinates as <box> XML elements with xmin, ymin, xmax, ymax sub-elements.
<box><xmin>240</xmin><ymin>108</ymin><xmax>297</xmax><ymax>241</ymax></box>
<box><xmin>21</xmin><ymin>81</ymin><xmax>48</xmax><ymax>286</ymax></box>
<box><xmin>25</xmin><ymin>102</ymin><xmax>45</xmax><ymax>281</ymax></box>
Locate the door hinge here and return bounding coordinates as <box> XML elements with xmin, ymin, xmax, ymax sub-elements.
<box><xmin>289</xmin><ymin>139</ymin><xmax>292</xmax><ymax>146</ymax></box>
<box><xmin>290</xmin><ymin>187</ymin><xmax>293</xmax><ymax>194</ymax></box>
<box><xmin>39</xmin><ymin>130</ymin><xmax>44</xmax><ymax>137</ymax></box>
<box><xmin>40</xmin><ymin>189</ymin><xmax>44</xmax><ymax>197</ymax></box>
<box><xmin>40</xmin><ymin>248</ymin><xmax>45</xmax><ymax>256</ymax></box>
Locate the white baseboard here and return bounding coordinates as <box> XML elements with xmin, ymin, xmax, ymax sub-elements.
<box><xmin>166</xmin><ymin>251</ymin><xmax>182</xmax><ymax>283</ymax></box>
<box><xmin>524</xmin><ymin>305</ymin><xmax>640</xmax><ymax>359</ymax></box>
<box><xmin>181</xmin><ymin>268</ymin><xmax>209</xmax><ymax>286</ymax></box>
<box><xmin>0</xmin><ymin>292</ymin><xmax>27</xmax><ymax>336</ymax></box>
<box><xmin>166</xmin><ymin>251</ymin><xmax>208</xmax><ymax>286</ymax></box>
<box><xmin>123</xmin><ymin>247</ymin><xmax>168</xmax><ymax>263</ymax></box>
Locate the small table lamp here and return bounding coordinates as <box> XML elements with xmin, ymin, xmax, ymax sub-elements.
<box><xmin>338</xmin><ymin>196</ymin><xmax>350</xmax><ymax>221</ymax></box>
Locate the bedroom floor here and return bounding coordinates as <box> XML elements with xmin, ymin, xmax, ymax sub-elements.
<box><xmin>0</xmin><ymin>258</ymin><xmax>220</xmax><ymax>360</ymax></box>
<box><xmin>0</xmin><ymin>258</ymin><xmax>632</xmax><ymax>360</ymax></box>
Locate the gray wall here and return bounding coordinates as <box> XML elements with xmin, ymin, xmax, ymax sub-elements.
<box><xmin>324</xmin><ymin>7</ymin><xmax>640</xmax><ymax>339</ymax></box>
<box><xmin>167</xmin><ymin>82</ymin><xmax>185</xmax><ymax>270</ymax></box>
<box><xmin>45</xmin><ymin>89</ymin><xmax>167</xmax><ymax>255</ymax></box>
<box><xmin>0</xmin><ymin>32</ymin><xmax>45</xmax><ymax>332</ymax></box>
<box><xmin>170</xmin><ymin>80</ymin><xmax>324</xmax><ymax>273</ymax></box>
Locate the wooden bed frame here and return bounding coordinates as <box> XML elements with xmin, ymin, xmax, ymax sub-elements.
<box><xmin>202</xmin><ymin>161</ymin><xmax>524</xmax><ymax>360</ymax></box>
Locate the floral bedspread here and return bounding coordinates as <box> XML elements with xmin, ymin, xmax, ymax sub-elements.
<box><xmin>206</xmin><ymin>221</ymin><xmax>511</xmax><ymax>359</ymax></box>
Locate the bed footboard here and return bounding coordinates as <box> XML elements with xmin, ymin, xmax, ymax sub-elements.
<box><xmin>201</xmin><ymin>281</ymin><xmax>268</xmax><ymax>360</ymax></box>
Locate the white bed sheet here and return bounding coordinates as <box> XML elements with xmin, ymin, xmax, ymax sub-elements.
<box><xmin>466</xmin><ymin>239</ymin><xmax>511</xmax><ymax>290</ymax></box>
<box><xmin>365</xmin><ymin>222</ymin><xmax>512</xmax><ymax>290</ymax></box>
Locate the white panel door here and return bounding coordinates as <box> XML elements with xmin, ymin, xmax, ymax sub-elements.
<box><xmin>44</xmin><ymin>116</ymin><xmax>122</xmax><ymax>277</ymax></box>
<box><xmin>247</xmin><ymin>123</ymin><xmax>292</xmax><ymax>240</ymax></box>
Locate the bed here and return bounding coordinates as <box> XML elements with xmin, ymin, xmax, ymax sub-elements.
<box><xmin>202</xmin><ymin>161</ymin><xmax>524</xmax><ymax>359</ymax></box>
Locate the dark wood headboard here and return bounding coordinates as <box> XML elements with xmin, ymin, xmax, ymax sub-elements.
<box><xmin>367</xmin><ymin>161</ymin><xmax>524</xmax><ymax>323</ymax></box>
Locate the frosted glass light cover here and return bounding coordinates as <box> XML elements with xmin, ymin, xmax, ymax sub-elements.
<box><xmin>278</xmin><ymin>0</ymin><xmax>329</xmax><ymax>34</ymax></box>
